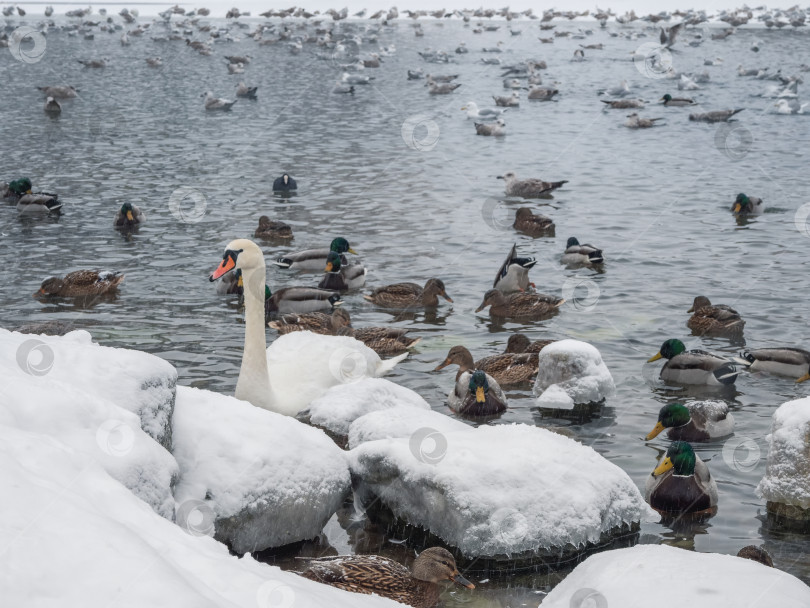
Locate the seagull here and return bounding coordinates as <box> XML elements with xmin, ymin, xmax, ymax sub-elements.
<box><xmin>625</xmin><ymin>113</ymin><xmax>663</xmax><ymax>128</ymax></box>
<box><xmin>475</xmin><ymin>119</ymin><xmax>506</xmax><ymax>136</ymax></box>
<box><xmin>498</xmin><ymin>172</ymin><xmax>567</xmax><ymax>197</ymax></box>
<box><xmin>332</xmin><ymin>82</ymin><xmax>355</xmax><ymax>94</ymax></box>
<box><xmin>37</xmin><ymin>85</ymin><xmax>78</xmax><ymax>99</ymax></box>
<box><xmin>688</xmin><ymin>109</ymin><xmax>744</xmax><ymax>122</ymax></box>
<box><xmin>602</xmin><ymin>79</ymin><xmax>631</xmax><ymax>97</ymax></box>
<box><xmin>146</xmin><ymin>57</ymin><xmax>162</xmax><ymax>67</ymax></box>
<box><xmin>202</xmin><ymin>92</ymin><xmax>237</xmax><ymax>111</ymax></box>
<box><xmin>342</xmin><ymin>72</ymin><xmax>373</xmax><ymax>85</ymax></box>
<box><xmin>601</xmin><ymin>99</ymin><xmax>645</xmax><ymax>109</ymax></box>
<box><xmin>528</xmin><ymin>86</ymin><xmax>558</xmax><ymax>100</ymax></box>
<box><xmin>493</xmin><ymin>92</ymin><xmax>520</xmax><ymax>107</ymax></box>
<box><xmin>660</xmin><ymin>22</ymin><xmax>683</xmax><ymax>47</ymax></box>
<box><xmin>775</xmin><ymin>99</ymin><xmax>808</xmax><ymax>114</ymax></box>
<box><xmin>461</xmin><ymin>101</ymin><xmax>507</xmax><ymax>120</ymax></box>
<box><xmin>235</xmin><ymin>82</ymin><xmax>258</xmax><ymax>99</ymax></box>
<box><xmin>78</xmin><ymin>59</ymin><xmax>107</xmax><ymax>68</ymax></box>
<box><xmin>426</xmin><ymin>80</ymin><xmax>461</xmax><ymax>94</ymax></box>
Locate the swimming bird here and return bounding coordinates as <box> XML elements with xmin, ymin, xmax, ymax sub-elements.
<box><xmin>688</xmin><ymin>109</ymin><xmax>744</xmax><ymax>122</ymax></box>
<box><xmin>364</xmin><ymin>279</ymin><xmax>453</xmax><ymax>309</ymax></box>
<box><xmin>601</xmin><ymin>99</ymin><xmax>645</xmax><ymax>109</ymax></box>
<box><xmin>113</xmin><ymin>202</ymin><xmax>145</xmax><ymax>228</ymax></box>
<box><xmin>448</xmin><ymin>369</ymin><xmax>508</xmax><ymax>417</ymax></box>
<box><xmin>505</xmin><ymin>333</ymin><xmax>555</xmax><ymax>355</ymax></box>
<box><xmin>660</xmin><ymin>22</ymin><xmax>683</xmax><ymax>48</ymax></box>
<box><xmin>36</xmin><ymin>271</ymin><xmax>124</xmax><ymax>297</ymax></box>
<box><xmin>775</xmin><ymin>98</ymin><xmax>808</xmax><ymax>114</ymax></box>
<box><xmin>78</xmin><ymin>58</ymin><xmax>107</xmax><ymax>68</ymax></box>
<box><xmin>687</xmin><ymin>296</ymin><xmax>745</xmax><ymax>337</ymax></box>
<box><xmin>37</xmin><ymin>85</ymin><xmax>78</xmax><ymax>99</ymax></box>
<box><xmin>648</xmin><ymin>338</ymin><xmax>739</xmax><ymax>385</ymax></box>
<box><xmin>572</xmin><ymin>49</ymin><xmax>585</xmax><ymax>61</ymax></box>
<box><xmin>235</xmin><ymin>82</ymin><xmax>258</xmax><ymax>99</ymax></box>
<box><xmin>475</xmin><ymin>289</ymin><xmax>563</xmax><ymax>320</ymax></box>
<box><xmin>734</xmin><ymin>348</ymin><xmax>810</xmax><ymax>382</ymax></box>
<box><xmin>269</xmin><ymin>308</ymin><xmax>351</xmax><ymax>335</ymax></box>
<box><xmin>493</xmin><ymin>92</ymin><xmax>520</xmax><ymax>107</ymax></box>
<box><xmin>602</xmin><ymin>79</ymin><xmax>631</xmax><ymax>97</ymax></box>
<box><xmin>426</xmin><ymin>79</ymin><xmax>461</xmax><ymax>95</ymax></box>
<box><xmin>318</xmin><ymin>251</ymin><xmax>367</xmax><ymax>291</ymax></box>
<box><xmin>513</xmin><ymin>208</ymin><xmax>555</xmax><ymax>236</ymax></box>
<box><xmin>660</xmin><ymin>93</ymin><xmax>696</xmax><ymax>106</ymax></box>
<box><xmin>645</xmin><ymin>441</ymin><xmax>718</xmax><ymax>517</ymax></box>
<box><xmin>493</xmin><ymin>243</ymin><xmax>536</xmax><ymax>293</ymax></box>
<box><xmin>300</xmin><ymin>547</ymin><xmax>473</xmax><ymax>608</ymax></box>
<box><xmin>475</xmin><ymin>120</ymin><xmax>506</xmax><ymax>136</ymax></box>
<box><xmin>527</xmin><ymin>86</ymin><xmax>558</xmax><ymax>100</ymax></box>
<box><xmin>254</xmin><ymin>216</ymin><xmax>293</xmax><ymax>240</ymax></box>
<box><xmin>146</xmin><ymin>57</ymin><xmax>162</xmax><ymax>67</ymax></box>
<box><xmin>435</xmin><ymin>344</ymin><xmax>538</xmax><ymax>386</ymax></box>
<box><xmin>625</xmin><ymin>113</ymin><xmax>663</xmax><ymax>128</ymax></box>
<box><xmin>461</xmin><ymin>101</ymin><xmax>507</xmax><ymax>120</ymax></box>
<box><xmin>272</xmin><ymin>173</ymin><xmax>297</xmax><ymax>191</ymax></box>
<box><xmin>273</xmin><ymin>237</ymin><xmax>356</xmax><ymax>271</ymax></box>
<box><xmin>645</xmin><ymin>401</ymin><xmax>734</xmax><ymax>442</ymax></box>
<box><xmin>263</xmin><ymin>285</ymin><xmax>343</xmax><ymax>315</ymax></box>
<box><xmin>561</xmin><ymin>237</ymin><xmax>604</xmax><ymax>265</ymax></box>
<box><xmin>731</xmin><ymin>193</ymin><xmax>763</xmax><ymax>214</ymax></box>
<box><xmin>332</xmin><ymin>82</ymin><xmax>355</xmax><ymax>94</ymax></box>
<box><xmin>498</xmin><ymin>172</ymin><xmax>567</xmax><ymax>197</ymax></box>
<box><xmin>736</xmin><ymin>546</ymin><xmax>774</xmax><ymax>567</ymax></box>
<box><xmin>202</xmin><ymin>92</ymin><xmax>237</xmax><ymax>111</ymax></box>
<box><xmin>43</xmin><ymin>97</ymin><xmax>61</xmax><ymax>115</ymax></box>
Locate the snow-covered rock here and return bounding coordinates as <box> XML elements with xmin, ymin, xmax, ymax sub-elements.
<box><xmin>172</xmin><ymin>386</ymin><xmax>351</xmax><ymax>553</ymax></box>
<box><xmin>348</xmin><ymin>405</ymin><xmax>469</xmax><ymax>449</ymax></box>
<box><xmin>304</xmin><ymin>378</ymin><xmax>430</xmax><ymax>443</ymax></box>
<box><xmin>534</xmin><ymin>339</ymin><xmax>615</xmax><ymax>408</ymax></box>
<box><xmin>541</xmin><ymin>544</ymin><xmax>810</xmax><ymax>608</ymax></box>
<box><xmin>0</xmin><ymin>329</ymin><xmax>178</xmax><ymax>518</ymax></box>
<box><xmin>0</xmin><ymin>423</ymin><xmax>400</xmax><ymax>608</ymax></box>
<box><xmin>757</xmin><ymin>396</ymin><xmax>810</xmax><ymax>511</ymax></box>
<box><xmin>349</xmin><ymin>423</ymin><xmax>654</xmax><ymax>559</ymax></box>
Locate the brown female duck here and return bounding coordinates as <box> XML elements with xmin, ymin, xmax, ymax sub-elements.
<box><xmin>435</xmin><ymin>344</ymin><xmax>537</xmax><ymax>385</ymax></box>
<box><xmin>475</xmin><ymin>289</ymin><xmax>563</xmax><ymax>320</ymax></box>
<box><xmin>36</xmin><ymin>270</ymin><xmax>124</xmax><ymax>297</ymax></box>
<box><xmin>364</xmin><ymin>278</ymin><xmax>453</xmax><ymax>309</ymax></box>
<box><xmin>513</xmin><ymin>207</ymin><xmax>555</xmax><ymax>237</ymax></box>
<box><xmin>254</xmin><ymin>215</ymin><xmax>293</xmax><ymax>240</ymax></box>
<box><xmin>504</xmin><ymin>333</ymin><xmax>555</xmax><ymax>355</ymax></box>
<box><xmin>686</xmin><ymin>295</ymin><xmax>745</xmax><ymax>338</ymax></box>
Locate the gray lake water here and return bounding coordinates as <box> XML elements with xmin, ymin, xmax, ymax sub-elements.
<box><xmin>2</xmin><ymin>14</ymin><xmax>810</xmax><ymax>605</ymax></box>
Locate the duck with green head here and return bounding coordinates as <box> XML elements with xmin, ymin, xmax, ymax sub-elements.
<box><xmin>449</xmin><ymin>368</ymin><xmax>507</xmax><ymax>417</ymax></box>
<box><xmin>648</xmin><ymin>338</ymin><xmax>739</xmax><ymax>385</ymax></box>
<box><xmin>732</xmin><ymin>193</ymin><xmax>763</xmax><ymax>215</ymax></box>
<box><xmin>318</xmin><ymin>251</ymin><xmax>367</xmax><ymax>291</ymax></box>
<box><xmin>272</xmin><ymin>237</ymin><xmax>358</xmax><ymax>271</ymax></box>
<box><xmin>646</xmin><ymin>401</ymin><xmax>734</xmax><ymax>442</ymax></box>
<box><xmin>660</xmin><ymin>93</ymin><xmax>696</xmax><ymax>106</ymax></box>
<box><xmin>114</xmin><ymin>202</ymin><xmax>145</xmax><ymax>228</ymax></box>
<box><xmin>7</xmin><ymin>176</ymin><xmax>62</xmax><ymax>214</ymax></box>
<box><xmin>645</xmin><ymin>440</ymin><xmax>718</xmax><ymax>516</ymax></box>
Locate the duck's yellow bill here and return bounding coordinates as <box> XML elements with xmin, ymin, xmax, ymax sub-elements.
<box><xmin>796</xmin><ymin>373</ymin><xmax>810</xmax><ymax>383</ymax></box>
<box><xmin>126</xmin><ymin>211</ymin><xmax>134</xmax><ymax>221</ymax></box>
<box><xmin>325</xmin><ymin>262</ymin><xmax>334</xmax><ymax>272</ymax></box>
<box><xmin>646</xmin><ymin>421</ymin><xmax>666</xmax><ymax>440</ymax></box>
<box><xmin>648</xmin><ymin>352</ymin><xmax>663</xmax><ymax>362</ymax></box>
<box><xmin>348</xmin><ymin>247</ymin><xmax>358</xmax><ymax>255</ymax></box>
<box><xmin>733</xmin><ymin>203</ymin><xmax>742</xmax><ymax>213</ymax></box>
<box><xmin>652</xmin><ymin>456</ymin><xmax>673</xmax><ymax>477</ymax></box>
<box><xmin>475</xmin><ymin>386</ymin><xmax>486</xmax><ymax>403</ymax></box>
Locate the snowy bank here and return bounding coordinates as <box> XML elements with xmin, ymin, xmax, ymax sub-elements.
<box><xmin>349</xmin><ymin>423</ymin><xmax>653</xmax><ymax>560</ymax></box>
<box><xmin>172</xmin><ymin>386</ymin><xmax>351</xmax><ymax>553</ymax></box>
<box><xmin>533</xmin><ymin>339</ymin><xmax>614</xmax><ymax>409</ymax></box>
<box><xmin>348</xmin><ymin>405</ymin><xmax>469</xmax><ymax>449</ymax></box>
<box><xmin>540</xmin><ymin>544</ymin><xmax>810</xmax><ymax>608</ymax></box>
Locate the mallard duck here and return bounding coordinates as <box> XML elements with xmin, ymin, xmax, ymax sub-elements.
<box><xmin>254</xmin><ymin>216</ymin><xmax>292</xmax><ymax>240</ymax></box>
<box><xmin>686</xmin><ymin>296</ymin><xmax>745</xmax><ymax>338</ymax></box>
<box><xmin>648</xmin><ymin>338</ymin><xmax>739</xmax><ymax>385</ymax></box>
<box><xmin>689</xmin><ymin>109</ymin><xmax>744</xmax><ymax>122</ymax></box>
<box><xmin>660</xmin><ymin>93</ymin><xmax>696</xmax><ymax>106</ymax></box>
<box><xmin>216</xmin><ymin>268</ymin><xmax>243</xmax><ymax>295</ymax></box>
<box><xmin>513</xmin><ymin>208</ymin><xmax>555</xmax><ymax>236</ymax></box>
<box><xmin>736</xmin><ymin>546</ymin><xmax>774</xmax><ymax>567</ymax></box>
<box><xmin>364</xmin><ymin>278</ymin><xmax>452</xmax><ymax>309</ymax></box>
<box><xmin>264</xmin><ymin>285</ymin><xmax>342</xmax><ymax>316</ymax></box>
<box><xmin>645</xmin><ymin>441</ymin><xmax>718</xmax><ymax>517</ymax></box>
<box><xmin>448</xmin><ymin>369</ymin><xmax>507</xmax><ymax>417</ymax></box>
<box><xmin>300</xmin><ymin>546</ymin><xmax>474</xmax><ymax>608</ymax></box>
<box><xmin>36</xmin><ymin>270</ymin><xmax>124</xmax><ymax>297</ymax></box>
<box><xmin>354</xmin><ymin>326</ymin><xmax>422</xmax><ymax>355</ymax></box>
<box><xmin>498</xmin><ymin>172</ymin><xmax>567</xmax><ymax>197</ymax></box>
<box><xmin>493</xmin><ymin>243</ymin><xmax>536</xmax><ymax>293</ymax></box>
<box><xmin>732</xmin><ymin>193</ymin><xmax>764</xmax><ymax>215</ymax></box>
<box><xmin>269</xmin><ymin>308</ymin><xmax>351</xmax><ymax>335</ymax></box>
<box><xmin>5</xmin><ymin>177</ymin><xmax>62</xmax><ymax>214</ymax></box>
<box><xmin>272</xmin><ymin>237</ymin><xmax>357</xmax><ymax>271</ymax></box>
<box><xmin>561</xmin><ymin>237</ymin><xmax>604</xmax><ymax>265</ymax></box>
<box><xmin>113</xmin><ymin>202</ymin><xmax>145</xmax><ymax>228</ymax></box>
<box><xmin>476</xmin><ymin>288</ymin><xmax>563</xmax><ymax>320</ymax></box>
<box><xmin>504</xmin><ymin>333</ymin><xmax>554</xmax><ymax>355</ymax></box>
<box><xmin>273</xmin><ymin>173</ymin><xmax>297</xmax><ymax>191</ymax></box>
<box><xmin>645</xmin><ymin>401</ymin><xmax>734</xmax><ymax>442</ymax></box>
<box><xmin>318</xmin><ymin>251</ymin><xmax>367</xmax><ymax>291</ymax></box>
<box><xmin>435</xmin><ymin>344</ymin><xmax>538</xmax><ymax>385</ymax></box>
<box><xmin>734</xmin><ymin>347</ymin><xmax>810</xmax><ymax>382</ymax></box>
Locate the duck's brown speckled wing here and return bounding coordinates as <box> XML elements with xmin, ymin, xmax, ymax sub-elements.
<box><xmin>354</xmin><ymin>327</ymin><xmax>419</xmax><ymax>355</ymax></box>
<box><xmin>301</xmin><ymin>555</ymin><xmax>415</xmax><ymax>604</ymax></box>
<box><xmin>475</xmin><ymin>353</ymin><xmax>537</xmax><ymax>384</ymax></box>
<box><xmin>63</xmin><ymin>270</ymin><xmax>103</xmax><ymax>286</ymax></box>
<box><xmin>270</xmin><ymin>312</ymin><xmax>334</xmax><ymax>334</ymax></box>
<box><xmin>366</xmin><ymin>282</ymin><xmax>422</xmax><ymax>307</ymax></box>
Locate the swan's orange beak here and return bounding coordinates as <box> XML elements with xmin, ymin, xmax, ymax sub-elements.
<box><xmin>210</xmin><ymin>252</ymin><xmax>236</xmax><ymax>281</ymax></box>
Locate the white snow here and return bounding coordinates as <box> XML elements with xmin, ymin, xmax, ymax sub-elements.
<box><xmin>348</xmin><ymin>405</ymin><xmax>470</xmax><ymax>449</ymax></box>
<box><xmin>172</xmin><ymin>386</ymin><xmax>351</xmax><ymax>553</ymax></box>
<box><xmin>757</xmin><ymin>396</ymin><xmax>810</xmax><ymax>509</ymax></box>
<box><xmin>540</xmin><ymin>544</ymin><xmax>810</xmax><ymax>608</ymax></box>
<box><xmin>349</xmin><ymin>423</ymin><xmax>654</xmax><ymax>557</ymax></box>
<box><xmin>305</xmin><ymin>377</ymin><xmax>430</xmax><ymax>438</ymax></box>
<box><xmin>0</xmin><ymin>329</ymin><xmax>178</xmax><ymax>518</ymax></box>
<box><xmin>0</xmin><ymin>423</ymin><xmax>401</xmax><ymax>608</ymax></box>
<box><xmin>534</xmin><ymin>339</ymin><xmax>615</xmax><ymax>407</ymax></box>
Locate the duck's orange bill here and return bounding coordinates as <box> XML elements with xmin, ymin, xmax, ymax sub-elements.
<box><xmin>126</xmin><ymin>211</ymin><xmax>134</xmax><ymax>221</ymax></box>
<box><xmin>797</xmin><ymin>373</ymin><xmax>810</xmax><ymax>383</ymax></box>
<box><xmin>475</xmin><ymin>386</ymin><xmax>486</xmax><ymax>403</ymax></box>
<box><xmin>325</xmin><ymin>262</ymin><xmax>334</xmax><ymax>272</ymax></box>
<box><xmin>645</xmin><ymin>421</ymin><xmax>665</xmax><ymax>441</ymax></box>
<box><xmin>210</xmin><ymin>255</ymin><xmax>235</xmax><ymax>281</ymax></box>
<box><xmin>433</xmin><ymin>358</ymin><xmax>451</xmax><ymax>372</ymax></box>
<box><xmin>452</xmin><ymin>572</ymin><xmax>475</xmax><ymax>589</ymax></box>
<box><xmin>733</xmin><ymin>203</ymin><xmax>742</xmax><ymax>213</ymax></box>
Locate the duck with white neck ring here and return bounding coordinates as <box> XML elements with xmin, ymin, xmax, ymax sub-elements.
<box><xmin>209</xmin><ymin>239</ymin><xmax>407</xmax><ymax>416</ymax></box>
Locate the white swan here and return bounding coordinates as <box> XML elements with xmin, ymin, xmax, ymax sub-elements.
<box><xmin>210</xmin><ymin>239</ymin><xmax>407</xmax><ymax>416</ymax></box>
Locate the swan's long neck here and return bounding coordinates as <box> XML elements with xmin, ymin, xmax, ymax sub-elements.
<box><xmin>235</xmin><ymin>261</ymin><xmax>274</xmax><ymax>411</ymax></box>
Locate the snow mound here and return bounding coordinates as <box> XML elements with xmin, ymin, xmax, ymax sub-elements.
<box><xmin>305</xmin><ymin>377</ymin><xmax>430</xmax><ymax>439</ymax></box>
<box><xmin>0</xmin><ymin>328</ymin><xmax>178</xmax><ymax>518</ymax></box>
<box><xmin>172</xmin><ymin>386</ymin><xmax>351</xmax><ymax>553</ymax></box>
<box><xmin>757</xmin><ymin>396</ymin><xmax>810</xmax><ymax>509</ymax></box>
<box><xmin>349</xmin><ymin>423</ymin><xmax>654</xmax><ymax>558</ymax></box>
<box><xmin>533</xmin><ymin>339</ymin><xmax>615</xmax><ymax>406</ymax></box>
<box><xmin>541</xmin><ymin>544</ymin><xmax>810</xmax><ymax>608</ymax></box>
<box><xmin>348</xmin><ymin>405</ymin><xmax>469</xmax><ymax>449</ymax></box>
<box><xmin>0</xmin><ymin>423</ymin><xmax>400</xmax><ymax>608</ymax></box>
